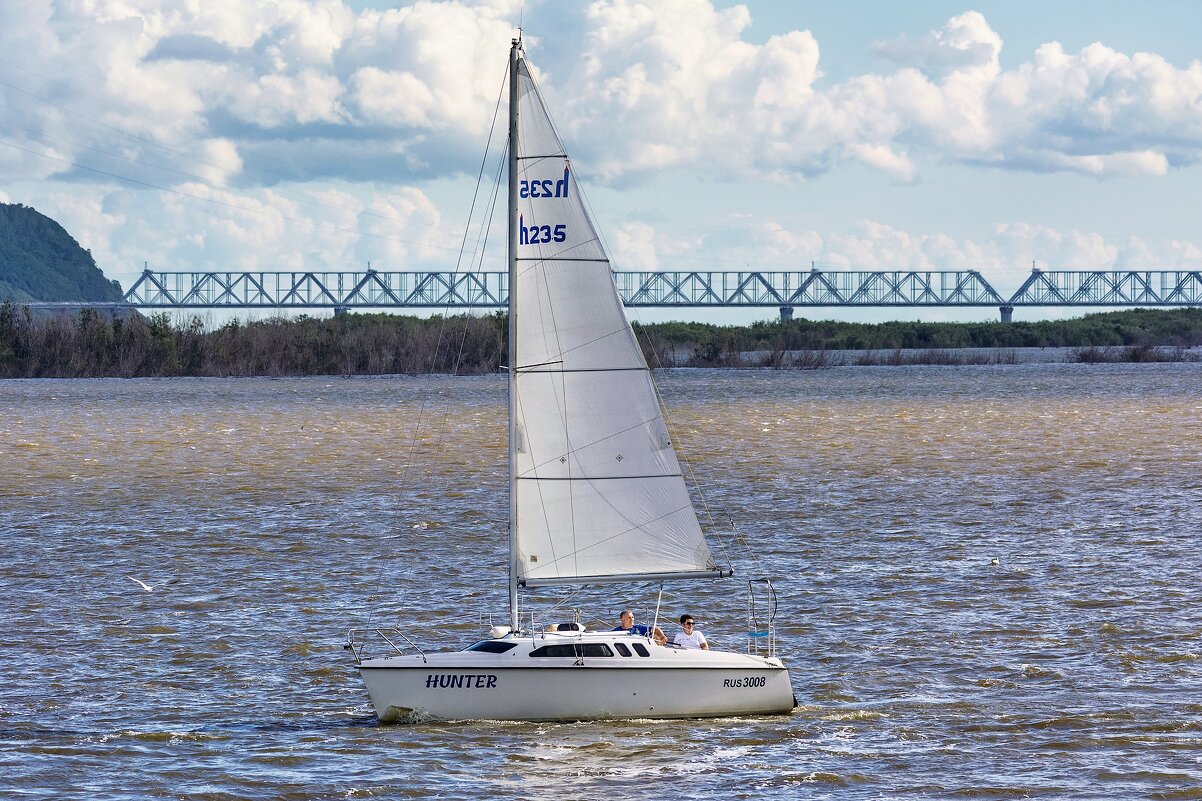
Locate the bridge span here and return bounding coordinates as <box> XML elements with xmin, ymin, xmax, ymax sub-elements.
<box><xmin>26</xmin><ymin>268</ymin><xmax>1202</xmax><ymax>321</ymax></box>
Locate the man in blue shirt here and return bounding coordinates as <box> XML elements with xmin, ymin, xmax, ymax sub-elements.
<box><xmin>612</xmin><ymin>609</ymin><xmax>666</xmax><ymax>644</ymax></box>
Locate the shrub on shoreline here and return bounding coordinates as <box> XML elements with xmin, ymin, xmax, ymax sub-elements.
<box><xmin>1074</xmin><ymin>345</ymin><xmax>1198</xmax><ymax>364</ymax></box>
<box><xmin>2</xmin><ymin>303</ymin><xmax>1200</xmax><ymax>377</ymax></box>
<box><xmin>0</xmin><ymin>304</ymin><xmax>504</xmax><ymax>378</ymax></box>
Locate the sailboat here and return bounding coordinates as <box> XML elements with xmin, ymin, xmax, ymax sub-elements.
<box><xmin>348</xmin><ymin>36</ymin><xmax>794</xmax><ymax>722</ymax></box>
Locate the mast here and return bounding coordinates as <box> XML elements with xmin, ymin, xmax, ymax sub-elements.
<box><xmin>506</xmin><ymin>35</ymin><xmax>521</xmax><ymax>631</ymax></box>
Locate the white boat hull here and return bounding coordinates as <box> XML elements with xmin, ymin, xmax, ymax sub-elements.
<box><xmin>356</xmin><ymin>632</ymin><xmax>795</xmax><ymax>722</ymax></box>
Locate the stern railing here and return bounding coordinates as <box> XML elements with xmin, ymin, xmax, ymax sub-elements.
<box><xmin>746</xmin><ymin>579</ymin><xmax>779</xmax><ymax>659</ymax></box>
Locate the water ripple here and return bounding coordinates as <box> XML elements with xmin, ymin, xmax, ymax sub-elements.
<box><xmin>1</xmin><ymin>366</ymin><xmax>1200</xmax><ymax>799</ymax></box>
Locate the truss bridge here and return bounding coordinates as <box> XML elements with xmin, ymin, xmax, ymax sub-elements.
<box><xmin>27</xmin><ymin>268</ymin><xmax>1202</xmax><ymax>321</ymax></box>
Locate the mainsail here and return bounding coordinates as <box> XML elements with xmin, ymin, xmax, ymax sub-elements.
<box><xmin>508</xmin><ymin>54</ymin><xmax>725</xmax><ymax>588</ymax></box>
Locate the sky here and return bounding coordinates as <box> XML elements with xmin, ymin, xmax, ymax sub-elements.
<box><xmin>3</xmin><ymin>0</ymin><xmax>1202</xmax><ymax>323</ymax></box>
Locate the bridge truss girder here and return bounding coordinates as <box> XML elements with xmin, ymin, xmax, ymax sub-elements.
<box><xmin>124</xmin><ymin>270</ymin><xmax>509</xmax><ymax>308</ymax></box>
<box><xmin>117</xmin><ymin>268</ymin><xmax>1202</xmax><ymax>309</ymax></box>
<box><xmin>614</xmin><ymin>270</ymin><xmax>1004</xmax><ymax>306</ymax></box>
<box><xmin>1008</xmin><ymin>270</ymin><xmax>1202</xmax><ymax>306</ymax></box>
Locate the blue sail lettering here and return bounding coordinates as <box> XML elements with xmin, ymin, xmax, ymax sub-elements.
<box><xmin>519</xmin><ymin>215</ymin><xmax>567</xmax><ymax>245</ymax></box>
<box><xmin>519</xmin><ymin>166</ymin><xmax>570</xmax><ymax>200</ymax></box>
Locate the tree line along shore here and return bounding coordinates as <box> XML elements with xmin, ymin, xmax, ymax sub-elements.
<box><xmin>1</xmin><ymin>302</ymin><xmax>1199</xmax><ymax>379</ymax></box>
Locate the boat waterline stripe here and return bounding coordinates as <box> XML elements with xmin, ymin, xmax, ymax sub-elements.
<box><xmin>515</xmin><ymin>474</ymin><xmax>683</xmax><ymax>481</ymax></box>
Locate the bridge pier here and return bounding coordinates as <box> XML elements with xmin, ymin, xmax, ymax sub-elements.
<box><xmin>779</xmin><ymin>305</ymin><xmax>794</xmax><ymax>322</ymax></box>
<box><xmin>999</xmin><ymin>305</ymin><xmax>1013</xmax><ymax>323</ymax></box>
<box><xmin>333</xmin><ymin>306</ymin><xmax>349</xmax><ymax>317</ymax></box>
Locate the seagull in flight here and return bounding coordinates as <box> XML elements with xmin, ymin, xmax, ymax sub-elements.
<box><xmin>125</xmin><ymin>576</ymin><xmax>154</xmax><ymax>592</ymax></box>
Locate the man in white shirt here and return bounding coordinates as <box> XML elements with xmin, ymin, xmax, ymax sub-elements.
<box><xmin>672</xmin><ymin>614</ymin><xmax>708</xmax><ymax>649</ymax></box>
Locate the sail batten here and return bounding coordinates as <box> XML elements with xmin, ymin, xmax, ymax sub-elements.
<box><xmin>516</xmin><ymin>365</ymin><xmax>649</xmax><ymax>370</ymax></box>
<box><xmin>515</xmin><ymin>257</ymin><xmax>610</xmax><ymax>262</ymax></box>
<box><xmin>516</xmin><ymin>473</ymin><xmax>687</xmax><ymax>481</ymax></box>
<box><xmin>509</xmin><ymin>54</ymin><xmax>720</xmax><ymax>588</ymax></box>
<box><xmin>522</xmin><ymin>570</ymin><xmax>731</xmax><ymax>588</ymax></box>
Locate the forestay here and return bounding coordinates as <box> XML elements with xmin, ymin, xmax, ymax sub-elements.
<box><xmin>509</xmin><ymin>57</ymin><xmax>725</xmax><ymax>587</ymax></box>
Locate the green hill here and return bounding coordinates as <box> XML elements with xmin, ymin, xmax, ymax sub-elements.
<box><xmin>0</xmin><ymin>203</ymin><xmax>123</xmax><ymax>303</ymax></box>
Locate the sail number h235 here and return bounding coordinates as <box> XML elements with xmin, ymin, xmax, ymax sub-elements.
<box><xmin>519</xmin><ymin>166</ymin><xmax>570</xmax><ymax>200</ymax></box>
<box><xmin>518</xmin><ymin>166</ymin><xmax>570</xmax><ymax>246</ymax></box>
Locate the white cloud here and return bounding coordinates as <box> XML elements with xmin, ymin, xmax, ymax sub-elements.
<box><xmin>22</xmin><ymin>179</ymin><xmax>457</xmax><ymax>289</ymax></box>
<box><xmin>992</xmin><ymin>222</ymin><xmax>1119</xmax><ymax>270</ymax></box>
<box><xmin>339</xmin><ymin>2</ymin><xmax>516</xmax><ymax>133</ymax></box>
<box><xmin>5</xmin><ymin>0</ymin><xmax>1202</xmax><ymax>302</ymax></box>
<box><xmin>842</xmin><ymin>143</ymin><xmax>917</xmax><ymax>182</ymax></box>
<box><xmin>873</xmin><ymin>10</ymin><xmax>1002</xmax><ymax>81</ymax></box>
<box><xmin>562</xmin><ymin>0</ymin><xmax>823</xmax><ymax>178</ymax></box>
<box><xmin>558</xmin><ymin>6</ymin><xmax>1202</xmax><ymax>181</ymax></box>
<box><xmin>193</xmin><ymin>139</ymin><xmax>243</xmax><ymax>187</ymax></box>
<box><xmin>6</xmin><ymin>0</ymin><xmax>1202</xmax><ymax>191</ymax></box>
<box><xmin>354</xmin><ymin>187</ymin><xmax>448</xmax><ymax>267</ymax></box>
<box><xmin>745</xmin><ymin>221</ymin><xmax>824</xmax><ymax>265</ymax></box>
<box><xmin>227</xmin><ymin>69</ymin><xmax>348</xmax><ymax>127</ymax></box>
<box><xmin>612</xmin><ymin>220</ymin><xmax>663</xmax><ymax>270</ymax></box>
<box><xmin>626</xmin><ymin>215</ymin><xmax>1202</xmax><ymax>284</ymax></box>
<box><xmin>610</xmin><ymin>218</ymin><xmax>702</xmax><ymax>269</ymax></box>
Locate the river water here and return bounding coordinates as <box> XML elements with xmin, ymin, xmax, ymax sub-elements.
<box><xmin>1</xmin><ymin>364</ymin><xmax>1200</xmax><ymax>800</ymax></box>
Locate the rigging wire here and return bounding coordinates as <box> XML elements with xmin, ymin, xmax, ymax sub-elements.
<box><xmin>0</xmin><ymin>136</ymin><xmax>467</xmax><ymax>254</ymax></box>
<box><xmin>0</xmin><ymin>103</ymin><xmax>468</xmax><ymax>230</ymax></box>
<box><xmin>0</xmin><ymin>53</ymin><xmax>478</xmax><ymax>214</ymax></box>
<box><xmin>639</xmin><ymin>324</ymin><xmax>763</xmax><ymax>577</ymax></box>
<box><xmin>558</xmin><ymin>104</ymin><xmax>754</xmax><ymax>577</ymax></box>
<box><xmin>371</xmin><ymin>62</ymin><xmax>510</xmax><ymax>628</ymax></box>
<box><xmin>0</xmin><ymin>62</ymin><xmax>488</xmax><ymax>258</ymax></box>
<box><xmin>510</xmin><ymin>55</ymin><xmax>759</xmax><ymax>591</ymax></box>
<box><xmin>560</xmin><ymin>112</ymin><xmax>759</xmax><ymax>574</ymax></box>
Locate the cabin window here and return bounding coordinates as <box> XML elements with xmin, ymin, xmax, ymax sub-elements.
<box><xmin>529</xmin><ymin>644</ymin><xmax>614</xmax><ymax>658</ymax></box>
<box><xmin>466</xmin><ymin>641</ymin><xmax>518</xmax><ymax>654</ymax></box>
<box><xmin>613</xmin><ymin>642</ymin><xmax>632</xmax><ymax>657</ymax></box>
<box><xmin>632</xmin><ymin>643</ymin><xmax>650</xmax><ymax>657</ymax></box>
